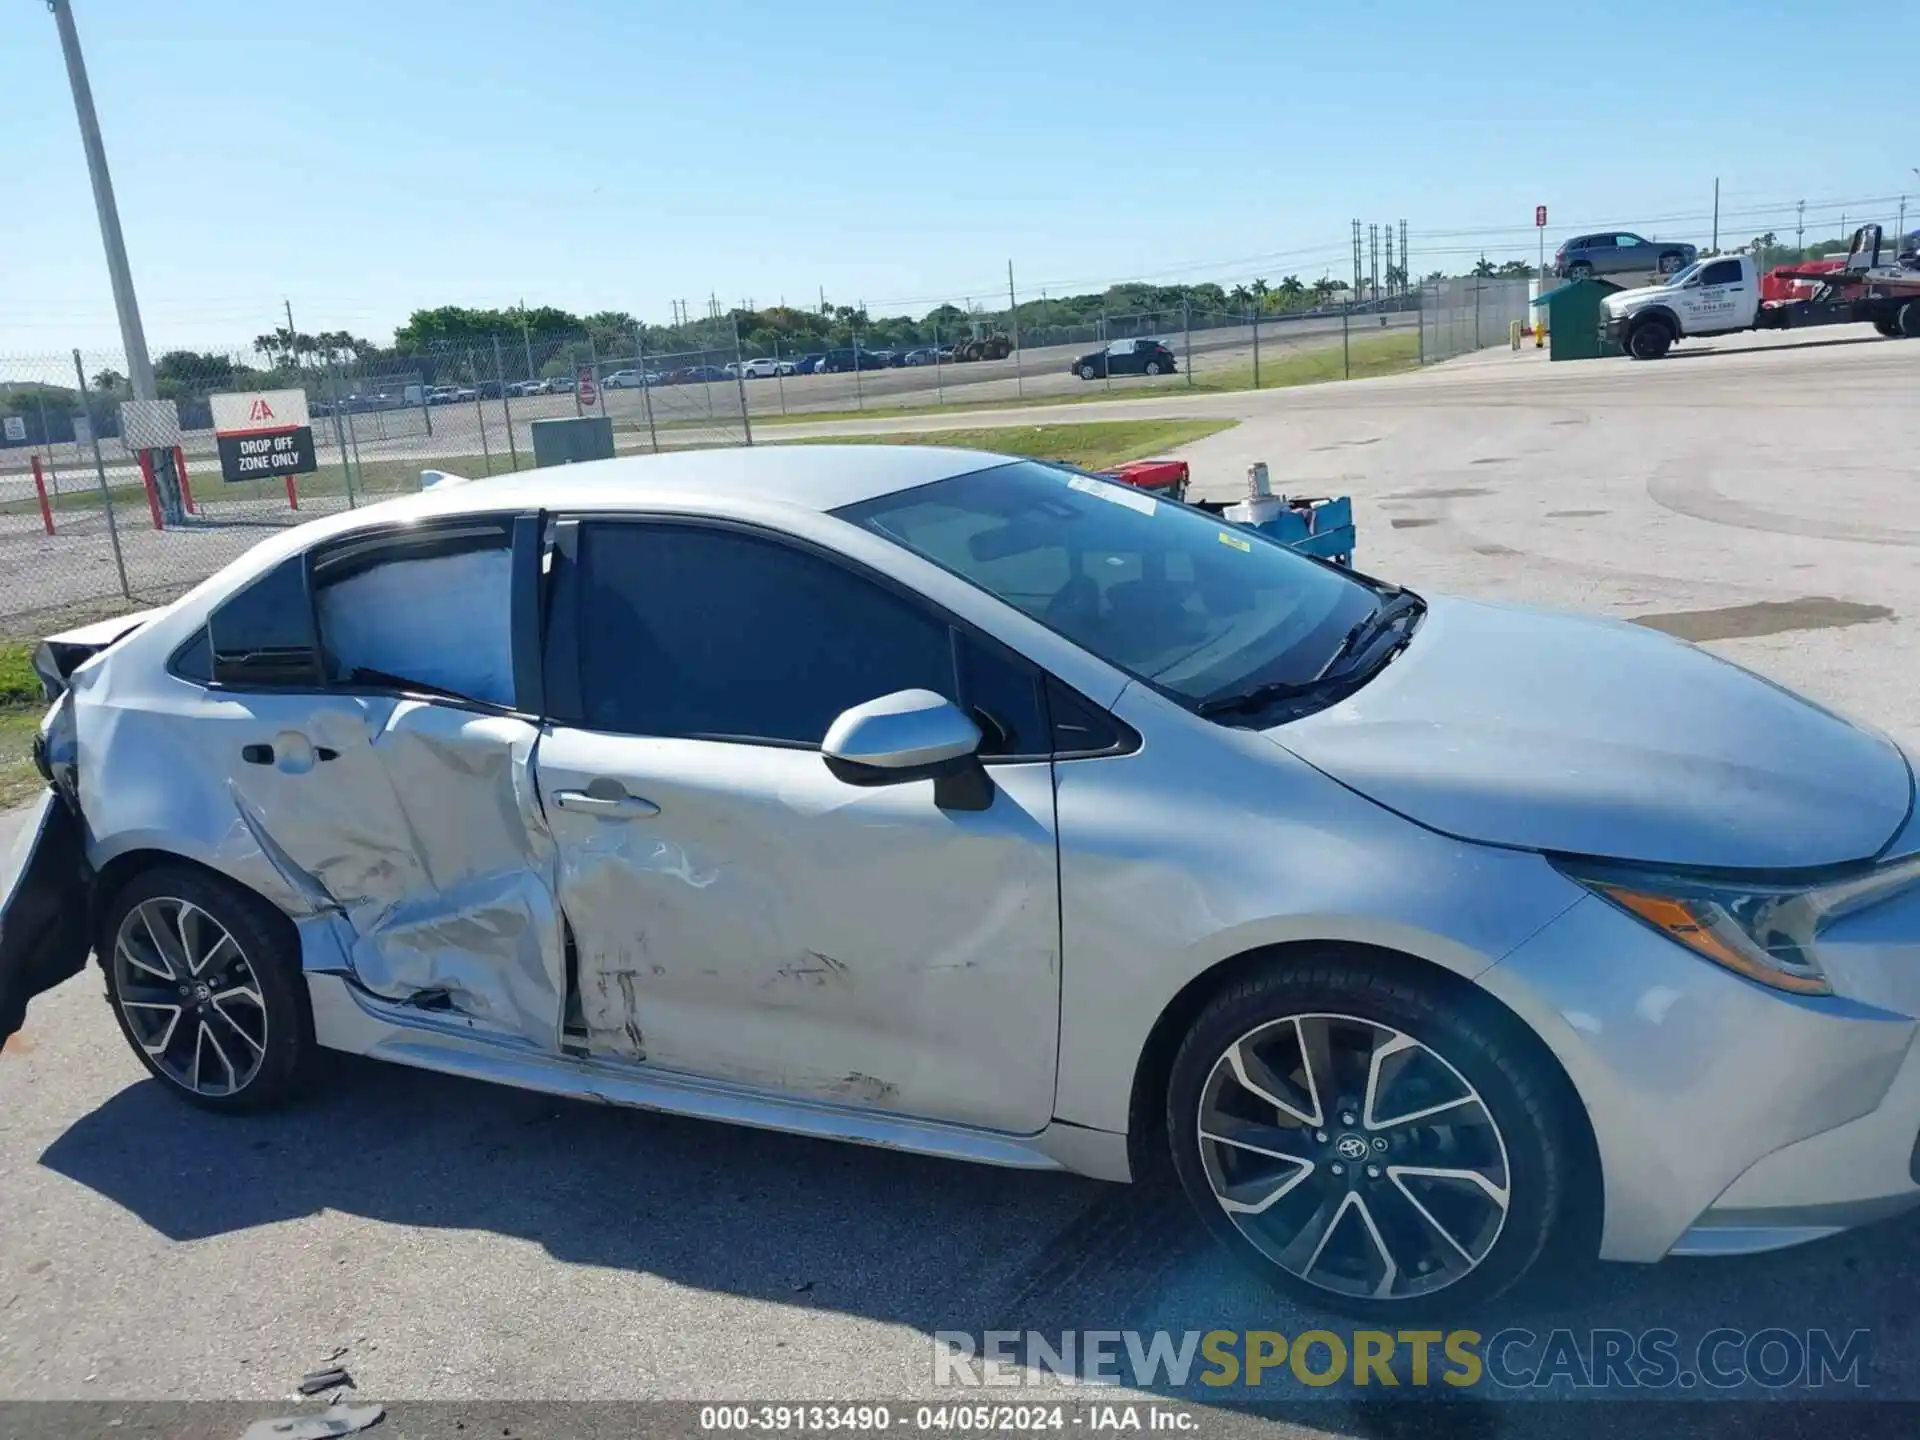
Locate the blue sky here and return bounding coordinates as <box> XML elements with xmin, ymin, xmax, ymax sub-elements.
<box><xmin>2</xmin><ymin>0</ymin><xmax>1912</xmax><ymax>356</ymax></box>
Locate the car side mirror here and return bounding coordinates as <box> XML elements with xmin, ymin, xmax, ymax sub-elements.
<box><xmin>822</xmin><ymin>689</ymin><xmax>994</xmax><ymax>811</ymax></box>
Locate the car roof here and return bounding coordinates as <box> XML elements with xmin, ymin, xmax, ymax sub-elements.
<box><xmin>390</xmin><ymin>444</ymin><xmax>1012</xmax><ymax>521</ymax></box>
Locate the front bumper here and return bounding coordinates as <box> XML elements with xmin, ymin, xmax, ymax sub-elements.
<box><xmin>1478</xmin><ymin>888</ymin><xmax>1920</xmax><ymax>1262</ymax></box>
<box><xmin>1603</xmin><ymin>314</ymin><xmax>1629</xmax><ymax>347</ymax></box>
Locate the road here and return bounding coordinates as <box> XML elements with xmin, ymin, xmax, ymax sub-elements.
<box><xmin>3</xmin><ymin>326</ymin><xmax>1919</xmax><ymax>1436</ymax></box>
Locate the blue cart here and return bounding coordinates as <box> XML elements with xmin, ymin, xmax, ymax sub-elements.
<box><xmin>1195</xmin><ymin>495</ymin><xmax>1356</xmax><ymax>568</ymax></box>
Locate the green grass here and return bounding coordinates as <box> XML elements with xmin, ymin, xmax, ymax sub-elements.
<box><xmin>776</xmin><ymin>417</ymin><xmax>1236</xmax><ymax>472</ymax></box>
<box><xmin>0</xmin><ymin>643</ymin><xmax>42</xmax><ymax>808</ymax></box>
<box><xmin>753</xmin><ymin>332</ymin><xmax>1423</xmax><ymax>429</ymax></box>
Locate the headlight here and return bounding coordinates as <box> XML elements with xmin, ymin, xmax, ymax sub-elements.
<box><xmin>1556</xmin><ymin>851</ymin><xmax>1920</xmax><ymax>996</ymax></box>
<box><xmin>1553</xmin><ymin>858</ymin><xmax>1837</xmax><ymax>995</ymax></box>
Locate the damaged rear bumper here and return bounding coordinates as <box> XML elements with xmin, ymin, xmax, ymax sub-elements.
<box><xmin>0</xmin><ymin>787</ymin><xmax>94</xmax><ymax>1043</ymax></box>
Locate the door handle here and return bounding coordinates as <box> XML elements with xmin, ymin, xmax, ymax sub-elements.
<box><xmin>553</xmin><ymin>789</ymin><xmax>660</xmax><ymax>819</ymax></box>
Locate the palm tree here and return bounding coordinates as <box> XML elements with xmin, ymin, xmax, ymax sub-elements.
<box><xmin>1249</xmin><ymin>278</ymin><xmax>1270</xmax><ymax>304</ymax></box>
<box><xmin>1311</xmin><ymin>276</ymin><xmax>1338</xmax><ymax>304</ymax></box>
<box><xmin>1228</xmin><ymin>283</ymin><xmax>1252</xmax><ymax>307</ymax></box>
<box><xmin>1472</xmin><ymin>256</ymin><xmax>1497</xmax><ymax>278</ymax></box>
<box><xmin>1278</xmin><ymin>275</ymin><xmax>1305</xmax><ymax>309</ymax></box>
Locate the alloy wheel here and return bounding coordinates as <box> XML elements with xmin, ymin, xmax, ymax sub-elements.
<box><xmin>1195</xmin><ymin>1012</ymin><xmax>1510</xmax><ymax>1302</ymax></box>
<box><xmin>111</xmin><ymin>897</ymin><xmax>269</xmax><ymax>1097</ymax></box>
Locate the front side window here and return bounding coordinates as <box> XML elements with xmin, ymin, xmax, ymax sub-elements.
<box><xmin>838</xmin><ymin>461</ymin><xmax>1379</xmax><ymax>709</ymax></box>
<box><xmin>1699</xmin><ymin>259</ymin><xmax>1744</xmax><ymax>287</ymax></box>
<box><xmin>573</xmin><ymin>522</ymin><xmax>1049</xmax><ymax>751</ymax></box>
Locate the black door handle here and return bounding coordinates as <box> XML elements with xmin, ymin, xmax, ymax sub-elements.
<box><xmin>241</xmin><ymin>744</ymin><xmax>274</xmax><ymax>765</ymax></box>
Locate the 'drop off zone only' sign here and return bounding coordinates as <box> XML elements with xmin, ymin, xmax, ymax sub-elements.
<box><xmin>210</xmin><ymin>389</ymin><xmax>318</xmax><ymax>484</ymax></box>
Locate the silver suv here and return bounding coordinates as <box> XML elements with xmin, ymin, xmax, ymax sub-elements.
<box><xmin>1553</xmin><ymin>231</ymin><xmax>1697</xmax><ymax>280</ymax></box>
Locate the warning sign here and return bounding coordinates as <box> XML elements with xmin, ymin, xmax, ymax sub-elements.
<box><xmin>576</xmin><ymin>369</ymin><xmax>598</xmax><ymax>409</ymax></box>
<box><xmin>210</xmin><ymin>388</ymin><xmax>317</xmax><ymax>485</ymax></box>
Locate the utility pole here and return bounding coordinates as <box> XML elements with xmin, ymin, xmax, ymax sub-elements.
<box><xmin>1711</xmin><ymin>177</ymin><xmax>1719</xmax><ymax>252</ymax></box>
<box><xmin>1796</xmin><ymin>199</ymin><xmax>1806</xmax><ymax>255</ymax></box>
<box><xmin>284</xmin><ymin>298</ymin><xmax>297</xmax><ymax>358</ymax></box>
<box><xmin>50</xmin><ymin>0</ymin><xmax>154</xmax><ymax>401</ymax></box>
<box><xmin>1399</xmin><ymin>220</ymin><xmax>1409</xmax><ymax>295</ymax></box>
<box><xmin>1007</xmin><ymin>259</ymin><xmax>1022</xmax><ymax>399</ymax></box>
<box><xmin>1369</xmin><ymin>224</ymin><xmax>1380</xmax><ymax>304</ymax></box>
<box><xmin>520</xmin><ymin>299</ymin><xmax>535</xmax><ymax>381</ymax></box>
<box><xmin>1351</xmin><ymin>220</ymin><xmax>1363</xmax><ymax>304</ymax></box>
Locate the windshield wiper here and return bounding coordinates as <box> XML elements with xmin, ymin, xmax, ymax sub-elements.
<box><xmin>1194</xmin><ymin>677</ymin><xmax>1332</xmax><ymax>719</ymax></box>
<box><xmin>1195</xmin><ymin>591</ymin><xmax>1425</xmax><ymax>721</ymax></box>
<box><xmin>1321</xmin><ymin>591</ymin><xmax>1424</xmax><ymax>677</ymax></box>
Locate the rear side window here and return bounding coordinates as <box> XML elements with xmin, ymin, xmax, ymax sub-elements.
<box><xmin>207</xmin><ymin>555</ymin><xmax>321</xmax><ymax>688</ymax></box>
<box><xmin>568</xmin><ymin>521</ymin><xmax>1057</xmax><ymax>758</ymax></box>
<box><xmin>1699</xmin><ymin>259</ymin><xmax>1744</xmax><ymax>286</ymax></box>
<box><xmin>311</xmin><ymin>520</ymin><xmax>515</xmax><ymax>706</ymax></box>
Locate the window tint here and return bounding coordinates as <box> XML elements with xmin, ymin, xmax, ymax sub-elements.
<box><xmin>1700</xmin><ymin>259</ymin><xmax>1744</xmax><ymax>286</ymax></box>
<box><xmin>1584</xmin><ymin>235</ymin><xmax>1615</xmax><ymax>249</ymax></box>
<box><xmin>956</xmin><ymin>631</ymin><xmax>1047</xmax><ymax>758</ymax></box>
<box><xmin>1614</xmin><ymin>234</ymin><xmax>1644</xmax><ymax>248</ymax></box>
<box><xmin>208</xmin><ymin>554</ymin><xmax>320</xmax><ymax>688</ymax></box>
<box><xmin>577</xmin><ymin>523</ymin><xmax>955</xmax><ymax>745</ymax></box>
<box><xmin>311</xmin><ymin>522</ymin><xmax>514</xmax><ymax>706</ymax></box>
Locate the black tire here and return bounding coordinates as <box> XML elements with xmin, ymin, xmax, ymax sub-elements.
<box><xmin>100</xmin><ymin>865</ymin><xmax>318</xmax><ymax>1113</ymax></box>
<box><xmin>1079</xmin><ymin>362</ymin><xmax>1098</xmax><ymax>381</ymax></box>
<box><xmin>1874</xmin><ymin>318</ymin><xmax>1900</xmax><ymax>338</ymax></box>
<box><xmin>1166</xmin><ymin>953</ymin><xmax>1574</xmax><ymax>1320</ymax></box>
<box><xmin>1567</xmin><ymin>261</ymin><xmax>1594</xmax><ymax>280</ymax></box>
<box><xmin>1627</xmin><ymin>317</ymin><xmax>1674</xmax><ymax>360</ymax></box>
<box><xmin>1144</xmin><ymin>360</ymin><xmax>1164</xmax><ymax>377</ymax></box>
<box><xmin>1900</xmin><ymin>302</ymin><xmax>1920</xmax><ymax>339</ymax></box>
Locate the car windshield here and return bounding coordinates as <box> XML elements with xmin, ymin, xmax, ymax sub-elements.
<box><xmin>1662</xmin><ymin>261</ymin><xmax>1702</xmax><ymax>286</ymax></box>
<box><xmin>838</xmin><ymin>460</ymin><xmax>1382</xmax><ymax>709</ymax></box>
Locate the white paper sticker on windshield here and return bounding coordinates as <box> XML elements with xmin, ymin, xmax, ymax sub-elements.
<box><xmin>1067</xmin><ymin>474</ymin><xmax>1157</xmax><ymax>516</ymax></box>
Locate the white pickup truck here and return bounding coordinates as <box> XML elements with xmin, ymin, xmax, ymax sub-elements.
<box><xmin>1602</xmin><ymin>224</ymin><xmax>1920</xmax><ymax>359</ymax></box>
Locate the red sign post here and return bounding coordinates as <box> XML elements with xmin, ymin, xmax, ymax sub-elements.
<box><xmin>577</xmin><ymin>370</ymin><xmax>599</xmax><ymax>409</ymax></box>
<box><xmin>1535</xmin><ymin>205</ymin><xmax>1548</xmax><ymax>228</ymax></box>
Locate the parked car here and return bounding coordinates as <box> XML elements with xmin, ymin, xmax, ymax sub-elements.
<box><xmin>603</xmin><ymin>370</ymin><xmax>646</xmax><ymax>389</ymax></box>
<box><xmin>13</xmin><ymin>445</ymin><xmax>1920</xmax><ymax>1316</ymax></box>
<box><xmin>797</xmin><ymin>353</ymin><xmax>826</xmax><ymax>375</ymax></box>
<box><xmin>1553</xmin><ymin>232</ymin><xmax>1697</xmax><ymax>281</ymax></box>
<box><xmin>1070</xmin><ymin>338</ymin><xmax>1178</xmax><ymax>380</ymax></box>
<box><xmin>730</xmin><ymin>359</ymin><xmax>793</xmax><ymax>379</ymax></box>
<box><xmin>902</xmin><ymin>348</ymin><xmax>940</xmax><ymax>366</ymax></box>
<box><xmin>424</xmin><ymin>386</ymin><xmax>460</xmax><ymax>406</ymax></box>
<box><xmin>667</xmin><ymin>365</ymin><xmax>732</xmax><ymax>384</ymax></box>
<box><xmin>539</xmin><ymin>375</ymin><xmax>575</xmax><ymax>395</ymax></box>
<box><xmin>820</xmin><ymin>348</ymin><xmax>888</xmax><ymax>373</ymax></box>
<box><xmin>451</xmin><ymin>387</ymin><xmax>478</xmax><ymax>403</ymax></box>
<box><xmin>505</xmin><ymin>380</ymin><xmax>542</xmax><ymax>398</ymax></box>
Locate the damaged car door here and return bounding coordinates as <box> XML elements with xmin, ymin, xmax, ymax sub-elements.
<box><xmin>200</xmin><ymin>516</ymin><xmax>568</xmax><ymax>1049</ymax></box>
<box><xmin>535</xmin><ymin>517</ymin><xmax>1064</xmax><ymax>1133</ymax></box>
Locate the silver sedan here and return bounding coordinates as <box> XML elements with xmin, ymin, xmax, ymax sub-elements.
<box><xmin>5</xmin><ymin>444</ymin><xmax>1918</xmax><ymax>1317</ymax></box>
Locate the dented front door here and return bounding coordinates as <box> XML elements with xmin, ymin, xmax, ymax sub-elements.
<box><xmin>221</xmin><ymin>691</ymin><xmax>567</xmax><ymax>1048</ymax></box>
<box><xmin>536</xmin><ymin>727</ymin><xmax>1063</xmax><ymax>1134</ymax></box>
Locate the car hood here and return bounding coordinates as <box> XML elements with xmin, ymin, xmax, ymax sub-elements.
<box><xmin>1265</xmin><ymin>596</ymin><xmax>1913</xmax><ymax>869</ymax></box>
<box><xmin>1604</xmin><ymin>280</ymin><xmax>1685</xmax><ymax>313</ymax></box>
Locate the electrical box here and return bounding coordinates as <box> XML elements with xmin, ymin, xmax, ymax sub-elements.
<box><xmin>531</xmin><ymin>416</ymin><xmax>615</xmax><ymax>467</ymax></box>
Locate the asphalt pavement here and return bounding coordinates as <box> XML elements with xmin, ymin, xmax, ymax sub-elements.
<box><xmin>4</xmin><ymin>328</ymin><xmax>1920</xmax><ymax>1437</ymax></box>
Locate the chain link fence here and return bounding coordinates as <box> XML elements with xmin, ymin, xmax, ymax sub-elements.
<box><xmin>1415</xmin><ymin>277</ymin><xmax>1534</xmax><ymax>365</ymax></box>
<box><xmin>0</xmin><ymin>282</ymin><xmax>1530</xmax><ymax>633</ymax></box>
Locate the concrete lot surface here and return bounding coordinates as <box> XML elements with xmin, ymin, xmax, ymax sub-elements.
<box><xmin>2</xmin><ymin>326</ymin><xmax>1918</xmax><ymax>1435</ymax></box>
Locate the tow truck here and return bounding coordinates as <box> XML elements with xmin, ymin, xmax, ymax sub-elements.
<box><xmin>1603</xmin><ymin>224</ymin><xmax>1920</xmax><ymax>359</ymax></box>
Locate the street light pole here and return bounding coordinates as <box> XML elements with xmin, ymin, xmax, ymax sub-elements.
<box><xmin>48</xmin><ymin>0</ymin><xmax>155</xmax><ymax>402</ymax></box>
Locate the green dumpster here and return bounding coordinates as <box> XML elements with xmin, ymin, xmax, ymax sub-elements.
<box><xmin>1530</xmin><ymin>277</ymin><xmax>1623</xmax><ymax>361</ymax></box>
